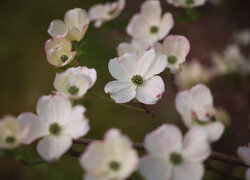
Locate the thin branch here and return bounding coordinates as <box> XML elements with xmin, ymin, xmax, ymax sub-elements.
<box><xmin>170</xmin><ymin>73</ymin><xmax>178</xmax><ymax>93</ymax></box>
<box><xmin>19</xmin><ymin>159</ymin><xmax>45</xmax><ymax>165</ymax></box>
<box><xmin>139</xmin><ymin>103</ymin><xmax>158</xmax><ymax>119</ymax></box>
<box><xmin>74</xmin><ymin>138</ymin><xmax>247</xmax><ymax>168</ymax></box>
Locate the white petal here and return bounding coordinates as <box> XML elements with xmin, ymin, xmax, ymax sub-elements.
<box><xmin>203</xmin><ymin>122</ymin><xmax>224</xmax><ymax>142</ymax></box>
<box><xmin>141</xmin><ymin>0</ymin><xmax>161</xmax><ymax>23</ymax></box>
<box><xmin>172</xmin><ymin>162</ymin><xmax>204</xmax><ymax>180</ymax></box>
<box><xmin>237</xmin><ymin>146</ymin><xmax>250</xmax><ymax>166</ymax></box>
<box><xmin>158</xmin><ymin>13</ymin><xmax>174</xmax><ymax>40</ymax></box>
<box><xmin>17</xmin><ymin>112</ymin><xmax>48</xmax><ymax>144</ymax></box>
<box><xmin>117</xmin><ymin>42</ymin><xmax>135</xmax><ymax>57</ymax></box>
<box><xmin>78</xmin><ymin>66</ymin><xmax>97</xmax><ymax>87</ymax></box>
<box><xmin>64</xmin><ymin>8</ymin><xmax>89</xmax><ymax>30</ymax></box>
<box><xmin>62</xmin><ymin>105</ymin><xmax>89</xmax><ymax>139</ymax></box>
<box><xmin>89</xmin><ymin>4</ymin><xmax>107</xmax><ymax>21</ymax></box>
<box><xmin>104</xmin><ymin>81</ymin><xmax>136</xmax><ymax>103</ymax></box>
<box><xmin>37</xmin><ymin>135</ymin><xmax>72</xmax><ymax>161</ymax></box>
<box><xmin>136</xmin><ymin>76</ymin><xmax>165</xmax><ymax>105</ymax></box>
<box><xmin>139</xmin><ymin>156</ymin><xmax>171</xmax><ymax>180</ymax></box>
<box><xmin>36</xmin><ymin>95</ymin><xmax>72</xmax><ymax>124</ymax></box>
<box><xmin>84</xmin><ymin>173</ymin><xmax>108</xmax><ymax>180</ymax></box>
<box><xmin>182</xmin><ymin>127</ymin><xmax>211</xmax><ymax>162</ymax></box>
<box><xmin>145</xmin><ymin>124</ymin><xmax>183</xmax><ymax>159</ymax></box>
<box><xmin>108</xmin><ymin>53</ymin><xmax>139</xmax><ymax>82</ymax></box>
<box><xmin>246</xmin><ymin>168</ymin><xmax>250</xmax><ymax>180</ymax></box>
<box><xmin>48</xmin><ymin>20</ymin><xmax>68</xmax><ymax>37</ymax></box>
<box><xmin>139</xmin><ymin>49</ymin><xmax>167</xmax><ymax>79</ymax></box>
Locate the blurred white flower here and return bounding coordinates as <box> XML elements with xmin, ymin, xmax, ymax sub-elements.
<box><xmin>233</xmin><ymin>29</ymin><xmax>250</xmax><ymax>46</ymax></box>
<box><xmin>117</xmin><ymin>40</ymin><xmax>151</xmax><ymax>57</ymax></box>
<box><xmin>237</xmin><ymin>144</ymin><xmax>250</xmax><ymax>180</ymax></box>
<box><xmin>17</xmin><ymin>94</ymin><xmax>89</xmax><ymax>161</ymax></box>
<box><xmin>0</xmin><ymin>116</ymin><xmax>29</xmax><ymax>150</ymax></box>
<box><xmin>48</xmin><ymin>8</ymin><xmax>90</xmax><ymax>42</ymax></box>
<box><xmin>89</xmin><ymin>0</ymin><xmax>126</xmax><ymax>28</ymax></box>
<box><xmin>155</xmin><ymin>35</ymin><xmax>190</xmax><ymax>73</ymax></box>
<box><xmin>175</xmin><ymin>59</ymin><xmax>212</xmax><ymax>89</ymax></box>
<box><xmin>80</xmin><ymin>128</ymin><xmax>139</xmax><ymax>180</ymax></box>
<box><xmin>139</xmin><ymin>124</ymin><xmax>210</xmax><ymax>180</ymax></box>
<box><xmin>127</xmin><ymin>0</ymin><xmax>174</xmax><ymax>44</ymax></box>
<box><xmin>104</xmin><ymin>49</ymin><xmax>167</xmax><ymax>104</ymax></box>
<box><xmin>45</xmin><ymin>37</ymin><xmax>77</xmax><ymax>67</ymax></box>
<box><xmin>167</xmin><ymin>0</ymin><xmax>207</xmax><ymax>8</ymax></box>
<box><xmin>175</xmin><ymin>84</ymin><xmax>225</xmax><ymax>142</ymax></box>
<box><xmin>54</xmin><ymin>66</ymin><xmax>97</xmax><ymax>99</ymax></box>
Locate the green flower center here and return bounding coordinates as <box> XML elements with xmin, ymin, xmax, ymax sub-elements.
<box><xmin>49</xmin><ymin>123</ymin><xmax>61</xmax><ymax>135</ymax></box>
<box><xmin>150</xmin><ymin>26</ymin><xmax>159</xmax><ymax>34</ymax></box>
<box><xmin>60</xmin><ymin>55</ymin><xmax>69</xmax><ymax>62</ymax></box>
<box><xmin>109</xmin><ymin>161</ymin><xmax>121</xmax><ymax>171</ymax></box>
<box><xmin>68</xmin><ymin>86</ymin><xmax>79</xmax><ymax>95</ymax></box>
<box><xmin>168</xmin><ymin>56</ymin><xmax>177</xmax><ymax>65</ymax></box>
<box><xmin>169</xmin><ymin>152</ymin><xmax>183</xmax><ymax>165</ymax></box>
<box><xmin>5</xmin><ymin>136</ymin><xmax>16</xmax><ymax>144</ymax></box>
<box><xmin>131</xmin><ymin>75</ymin><xmax>143</xmax><ymax>86</ymax></box>
<box><xmin>210</xmin><ymin>116</ymin><xmax>216</xmax><ymax>122</ymax></box>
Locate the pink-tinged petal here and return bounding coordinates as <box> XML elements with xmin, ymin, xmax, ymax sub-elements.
<box><xmin>139</xmin><ymin>155</ymin><xmax>171</xmax><ymax>180</ymax></box>
<box><xmin>203</xmin><ymin>122</ymin><xmax>224</xmax><ymax>142</ymax></box>
<box><xmin>62</xmin><ymin>105</ymin><xmax>89</xmax><ymax>139</ymax></box>
<box><xmin>141</xmin><ymin>0</ymin><xmax>161</xmax><ymax>23</ymax></box>
<box><xmin>145</xmin><ymin>124</ymin><xmax>183</xmax><ymax>158</ymax></box>
<box><xmin>237</xmin><ymin>146</ymin><xmax>250</xmax><ymax>166</ymax></box>
<box><xmin>64</xmin><ymin>8</ymin><xmax>89</xmax><ymax>31</ymax></box>
<box><xmin>108</xmin><ymin>53</ymin><xmax>139</xmax><ymax>82</ymax></box>
<box><xmin>48</xmin><ymin>20</ymin><xmax>68</xmax><ymax>37</ymax></box>
<box><xmin>158</xmin><ymin>13</ymin><xmax>174</xmax><ymax>40</ymax></box>
<box><xmin>45</xmin><ymin>36</ymin><xmax>71</xmax><ymax>52</ymax></box>
<box><xmin>136</xmin><ymin>76</ymin><xmax>165</xmax><ymax>105</ymax></box>
<box><xmin>104</xmin><ymin>81</ymin><xmax>136</xmax><ymax>103</ymax></box>
<box><xmin>36</xmin><ymin>95</ymin><xmax>72</xmax><ymax>124</ymax></box>
<box><xmin>37</xmin><ymin>135</ymin><xmax>72</xmax><ymax>161</ymax></box>
<box><xmin>117</xmin><ymin>42</ymin><xmax>135</xmax><ymax>56</ymax></box>
<box><xmin>182</xmin><ymin>127</ymin><xmax>211</xmax><ymax>162</ymax></box>
<box><xmin>139</xmin><ymin>49</ymin><xmax>167</xmax><ymax>79</ymax></box>
<box><xmin>17</xmin><ymin>112</ymin><xmax>48</xmax><ymax>144</ymax></box>
<box><xmin>172</xmin><ymin>162</ymin><xmax>204</xmax><ymax>180</ymax></box>
<box><xmin>89</xmin><ymin>4</ymin><xmax>107</xmax><ymax>21</ymax></box>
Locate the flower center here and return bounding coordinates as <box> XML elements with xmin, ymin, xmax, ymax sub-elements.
<box><xmin>131</xmin><ymin>75</ymin><xmax>143</xmax><ymax>86</ymax></box>
<box><xmin>5</xmin><ymin>136</ymin><xmax>16</xmax><ymax>144</ymax></box>
<box><xmin>60</xmin><ymin>54</ymin><xmax>69</xmax><ymax>62</ymax></box>
<box><xmin>109</xmin><ymin>161</ymin><xmax>121</xmax><ymax>171</ymax></box>
<box><xmin>169</xmin><ymin>152</ymin><xmax>183</xmax><ymax>165</ymax></box>
<box><xmin>210</xmin><ymin>116</ymin><xmax>216</xmax><ymax>122</ymax></box>
<box><xmin>186</xmin><ymin>0</ymin><xmax>194</xmax><ymax>5</ymax></box>
<box><xmin>49</xmin><ymin>123</ymin><xmax>61</xmax><ymax>136</ymax></box>
<box><xmin>150</xmin><ymin>26</ymin><xmax>159</xmax><ymax>34</ymax></box>
<box><xmin>168</xmin><ymin>55</ymin><xmax>177</xmax><ymax>65</ymax></box>
<box><xmin>68</xmin><ymin>86</ymin><xmax>79</xmax><ymax>95</ymax></box>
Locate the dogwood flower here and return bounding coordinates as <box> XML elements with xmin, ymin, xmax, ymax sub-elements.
<box><xmin>80</xmin><ymin>128</ymin><xmax>139</xmax><ymax>180</ymax></box>
<box><xmin>175</xmin><ymin>84</ymin><xmax>225</xmax><ymax>142</ymax></box>
<box><xmin>104</xmin><ymin>49</ymin><xmax>167</xmax><ymax>104</ymax></box>
<box><xmin>0</xmin><ymin>116</ymin><xmax>29</xmax><ymax>150</ymax></box>
<box><xmin>127</xmin><ymin>0</ymin><xmax>174</xmax><ymax>44</ymax></box>
<box><xmin>45</xmin><ymin>37</ymin><xmax>77</xmax><ymax>67</ymax></box>
<box><xmin>237</xmin><ymin>144</ymin><xmax>250</xmax><ymax>180</ymax></box>
<box><xmin>167</xmin><ymin>0</ymin><xmax>207</xmax><ymax>8</ymax></box>
<box><xmin>117</xmin><ymin>40</ymin><xmax>151</xmax><ymax>57</ymax></box>
<box><xmin>89</xmin><ymin>0</ymin><xmax>126</xmax><ymax>28</ymax></box>
<box><xmin>48</xmin><ymin>8</ymin><xmax>89</xmax><ymax>41</ymax></box>
<box><xmin>155</xmin><ymin>35</ymin><xmax>190</xmax><ymax>73</ymax></box>
<box><xmin>17</xmin><ymin>94</ymin><xmax>90</xmax><ymax>161</ymax></box>
<box><xmin>233</xmin><ymin>29</ymin><xmax>250</xmax><ymax>46</ymax></box>
<box><xmin>139</xmin><ymin>124</ymin><xmax>210</xmax><ymax>180</ymax></box>
<box><xmin>175</xmin><ymin>59</ymin><xmax>212</xmax><ymax>89</ymax></box>
<box><xmin>54</xmin><ymin>66</ymin><xmax>97</xmax><ymax>99</ymax></box>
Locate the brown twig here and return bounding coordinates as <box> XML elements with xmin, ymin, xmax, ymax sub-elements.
<box><xmin>139</xmin><ymin>103</ymin><xmax>157</xmax><ymax>119</ymax></box>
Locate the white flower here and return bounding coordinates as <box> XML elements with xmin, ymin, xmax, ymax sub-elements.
<box><xmin>89</xmin><ymin>0</ymin><xmax>126</xmax><ymax>28</ymax></box>
<box><xmin>80</xmin><ymin>128</ymin><xmax>139</xmax><ymax>180</ymax></box>
<box><xmin>54</xmin><ymin>66</ymin><xmax>97</xmax><ymax>99</ymax></box>
<box><xmin>155</xmin><ymin>35</ymin><xmax>190</xmax><ymax>73</ymax></box>
<box><xmin>139</xmin><ymin>124</ymin><xmax>210</xmax><ymax>180</ymax></box>
<box><xmin>175</xmin><ymin>59</ymin><xmax>212</xmax><ymax>89</ymax></box>
<box><xmin>167</xmin><ymin>0</ymin><xmax>207</xmax><ymax>8</ymax></box>
<box><xmin>237</xmin><ymin>145</ymin><xmax>250</xmax><ymax>180</ymax></box>
<box><xmin>175</xmin><ymin>84</ymin><xmax>225</xmax><ymax>142</ymax></box>
<box><xmin>45</xmin><ymin>37</ymin><xmax>77</xmax><ymax>67</ymax></box>
<box><xmin>0</xmin><ymin>116</ymin><xmax>29</xmax><ymax>150</ymax></box>
<box><xmin>233</xmin><ymin>29</ymin><xmax>250</xmax><ymax>46</ymax></box>
<box><xmin>48</xmin><ymin>8</ymin><xmax>89</xmax><ymax>42</ymax></box>
<box><xmin>104</xmin><ymin>49</ymin><xmax>167</xmax><ymax>104</ymax></box>
<box><xmin>127</xmin><ymin>0</ymin><xmax>174</xmax><ymax>44</ymax></box>
<box><xmin>17</xmin><ymin>94</ymin><xmax>90</xmax><ymax>161</ymax></box>
<box><xmin>117</xmin><ymin>40</ymin><xmax>151</xmax><ymax>57</ymax></box>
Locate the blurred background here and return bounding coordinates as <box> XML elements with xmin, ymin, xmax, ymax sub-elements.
<box><xmin>0</xmin><ymin>0</ymin><xmax>249</xmax><ymax>179</ymax></box>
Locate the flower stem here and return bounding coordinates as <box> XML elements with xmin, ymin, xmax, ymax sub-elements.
<box><xmin>19</xmin><ymin>159</ymin><xmax>44</xmax><ymax>165</ymax></box>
